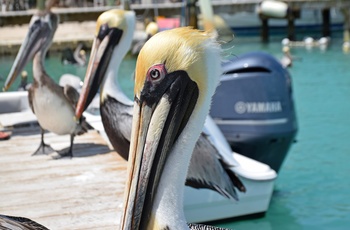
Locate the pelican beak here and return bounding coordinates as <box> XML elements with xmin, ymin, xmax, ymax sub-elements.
<box><xmin>75</xmin><ymin>26</ymin><xmax>123</xmax><ymax>120</ymax></box>
<box><xmin>120</xmin><ymin>69</ymin><xmax>199</xmax><ymax>229</ymax></box>
<box><xmin>3</xmin><ymin>19</ymin><xmax>50</xmax><ymax>91</ymax></box>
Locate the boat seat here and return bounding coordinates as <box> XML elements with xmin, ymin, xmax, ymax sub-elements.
<box><xmin>0</xmin><ymin>91</ymin><xmax>37</xmax><ymax>128</ymax></box>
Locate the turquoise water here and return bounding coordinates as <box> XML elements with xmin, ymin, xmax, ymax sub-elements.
<box><xmin>218</xmin><ymin>34</ymin><xmax>350</xmax><ymax>229</ymax></box>
<box><xmin>1</xmin><ymin>32</ymin><xmax>350</xmax><ymax>229</ymax></box>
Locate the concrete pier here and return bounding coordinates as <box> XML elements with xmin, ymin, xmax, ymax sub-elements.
<box><xmin>0</xmin><ymin>20</ymin><xmax>146</xmax><ymax>55</ymax></box>
<box><xmin>1</xmin><ymin>1</ymin><xmax>349</xmax><ymax>27</ymax></box>
<box><xmin>257</xmin><ymin>0</ymin><xmax>350</xmax><ymax>42</ymax></box>
<box><xmin>0</xmin><ymin>21</ymin><xmax>96</xmax><ymax>55</ymax></box>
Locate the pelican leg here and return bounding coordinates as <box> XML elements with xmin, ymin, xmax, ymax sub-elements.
<box><xmin>32</xmin><ymin>128</ymin><xmax>55</xmax><ymax>156</ymax></box>
<box><xmin>53</xmin><ymin>134</ymin><xmax>74</xmax><ymax>159</ymax></box>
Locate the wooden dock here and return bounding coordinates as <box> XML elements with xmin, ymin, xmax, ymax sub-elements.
<box><xmin>0</xmin><ymin>125</ymin><xmax>128</xmax><ymax>229</ymax></box>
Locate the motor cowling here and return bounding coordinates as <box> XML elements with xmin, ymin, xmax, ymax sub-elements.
<box><xmin>210</xmin><ymin>51</ymin><xmax>298</xmax><ymax>172</ymax></box>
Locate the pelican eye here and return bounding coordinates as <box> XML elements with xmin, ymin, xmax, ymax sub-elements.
<box><xmin>147</xmin><ymin>64</ymin><xmax>167</xmax><ymax>82</ymax></box>
<box><xmin>150</xmin><ymin>69</ymin><xmax>160</xmax><ymax>79</ymax></box>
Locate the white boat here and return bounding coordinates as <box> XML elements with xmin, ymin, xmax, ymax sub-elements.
<box><xmin>184</xmin><ymin>156</ymin><xmax>276</xmax><ymax>222</ymax></box>
<box><xmin>0</xmin><ymin>90</ymin><xmax>276</xmax><ymax>223</ymax></box>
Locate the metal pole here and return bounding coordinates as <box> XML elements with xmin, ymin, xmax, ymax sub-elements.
<box><xmin>198</xmin><ymin>0</ymin><xmax>215</xmax><ymax>32</ymax></box>
<box><xmin>287</xmin><ymin>17</ymin><xmax>295</xmax><ymax>41</ymax></box>
<box><xmin>185</xmin><ymin>0</ymin><xmax>197</xmax><ymax>28</ymax></box>
<box><xmin>37</xmin><ymin>0</ymin><xmax>45</xmax><ymax>10</ymax></box>
<box><xmin>260</xmin><ymin>16</ymin><xmax>269</xmax><ymax>43</ymax></box>
<box><xmin>122</xmin><ymin>0</ymin><xmax>131</xmax><ymax>10</ymax></box>
<box><xmin>322</xmin><ymin>8</ymin><xmax>331</xmax><ymax>37</ymax></box>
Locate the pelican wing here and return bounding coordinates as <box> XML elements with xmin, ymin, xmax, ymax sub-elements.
<box><xmin>117</xmin><ymin>102</ymin><xmax>133</xmax><ymax>144</ymax></box>
<box><xmin>63</xmin><ymin>84</ymin><xmax>80</xmax><ymax>108</ymax></box>
<box><xmin>63</xmin><ymin>84</ymin><xmax>91</xmax><ymax>135</ymax></box>
<box><xmin>0</xmin><ymin>214</ymin><xmax>49</xmax><ymax>230</ymax></box>
<box><xmin>100</xmin><ymin>96</ymin><xmax>133</xmax><ymax>159</ymax></box>
<box><xmin>28</xmin><ymin>86</ymin><xmax>35</xmax><ymax>114</ymax></box>
<box><xmin>186</xmin><ymin>132</ymin><xmax>245</xmax><ymax>200</ymax></box>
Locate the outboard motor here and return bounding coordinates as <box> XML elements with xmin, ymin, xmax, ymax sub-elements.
<box><xmin>210</xmin><ymin>51</ymin><xmax>298</xmax><ymax>172</ymax></box>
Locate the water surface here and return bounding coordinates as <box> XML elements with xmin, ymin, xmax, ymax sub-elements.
<box><xmin>218</xmin><ymin>33</ymin><xmax>350</xmax><ymax>230</ymax></box>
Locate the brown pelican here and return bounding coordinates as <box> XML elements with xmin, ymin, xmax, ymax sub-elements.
<box><xmin>121</xmin><ymin>27</ymin><xmax>230</xmax><ymax>229</ymax></box>
<box><xmin>76</xmin><ymin>9</ymin><xmax>136</xmax><ymax>161</ymax></box>
<box><xmin>3</xmin><ymin>9</ymin><xmax>89</xmax><ymax>157</ymax></box>
<box><xmin>75</xmin><ymin>9</ymin><xmax>245</xmax><ymax>199</ymax></box>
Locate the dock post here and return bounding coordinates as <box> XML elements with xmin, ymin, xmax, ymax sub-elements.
<box><xmin>37</xmin><ymin>0</ymin><xmax>45</xmax><ymax>10</ymax></box>
<box><xmin>122</xmin><ymin>0</ymin><xmax>131</xmax><ymax>10</ymax></box>
<box><xmin>260</xmin><ymin>15</ymin><xmax>269</xmax><ymax>43</ymax></box>
<box><xmin>322</xmin><ymin>8</ymin><xmax>331</xmax><ymax>37</ymax></box>
<box><xmin>185</xmin><ymin>0</ymin><xmax>198</xmax><ymax>29</ymax></box>
<box><xmin>287</xmin><ymin>8</ymin><xmax>300</xmax><ymax>41</ymax></box>
<box><xmin>287</xmin><ymin>17</ymin><xmax>295</xmax><ymax>41</ymax></box>
<box><xmin>341</xmin><ymin>8</ymin><xmax>350</xmax><ymax>43</ymax></box>
<box><xmin>340</xmin><ymin>8</ymin><xmax>350</xmax><ymax>52</ymax></box>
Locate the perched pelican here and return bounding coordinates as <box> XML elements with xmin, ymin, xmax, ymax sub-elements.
<box><xmin>76</xmin><ymin>9</ymin><xmax>136</xmax><ymax>160</ymax></box>
<box><xmin>132</xmin><ymin>21</ymin><xmax>159</xmax><ymax>55</ymax></box>
<box><xmin>76</xmin><ymin>9</ymin><xmax>245</xmax><ymax>198</ymax></box>
<box><xmin>17</xmin><ymin>70</ymin><xmax>31</xmax><ymax>91</ymax></box>
<box><xmin>61</xmin><ymin>42</ymin><xmax>87</xmax><ymax>66</ymax></box>
<box><xmin>3</xmin><ymin>9</ymin><xmax>89</xmax><ymax>157</ymax></box>
<box><xmin>121</xmin><ymin>27</ymin><xmax>229</xmax><ymax>229</ymax></box>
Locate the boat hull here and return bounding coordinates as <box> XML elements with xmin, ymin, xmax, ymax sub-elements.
<box><xmin>184</xmin><ymin>153</ymin><xmax>276</xmax><ymax>223</ymax></box>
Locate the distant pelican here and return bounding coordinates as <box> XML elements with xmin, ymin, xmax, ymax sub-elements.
<box><xmin>61</xmin><ymin>42</ymin><xmax>87</xmax><ymax>66</ymax></box>
<box><xmin>17</xmin><ymin>70</ymin><xmax>31</xmax><ymax>91</ymax></box>
<box><xmin>132</xmin><ymin>21</ymin><xmax>159</xmax><ymax>55</ymax></box>
<box><xmin>3</xmin><ymin>9</ymin><xmax>89</xmax><ymax>157</ymax></box>
<box><xmin>120</xmin><ymin>27</ymin><xmax>230</xmax><ymax>229</ymax></box>
<box><xmin>280</xmin><ymin>46</ymin><xmax>292</xmax><ymax>68</ymax></box>
<box><xmin>75</xmin><ymin>9</ymin><xmax>245</xmax><ymax>198</ymax></box>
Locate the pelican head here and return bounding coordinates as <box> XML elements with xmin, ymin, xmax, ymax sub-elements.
<box><xmin>120</xmin><ymin>27</ymin><xmax>221</xmax><ymax>229</ymax></box>
<box><xmin>3</xmin><ymin>11</ymin><xmax>58</xmax><ymax>91</ymax></box>
<box><xmin>145</xmin><ymin>21</ymin><xmax>158</xmax><ymax>37</ymax></box>
<box><xmin>75</xmin><ymin>9</ymin><xmax>135</xmax><ymax>119</ymax></box>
